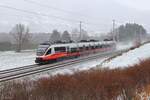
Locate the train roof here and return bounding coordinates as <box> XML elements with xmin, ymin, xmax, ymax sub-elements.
<box><xmin>45</xmin><ymin>41</ymin><xmax>116</xmax><ymax>48</ymax></box>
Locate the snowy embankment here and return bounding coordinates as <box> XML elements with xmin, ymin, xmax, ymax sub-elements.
<box><xmin>116</xmin><ymin>42</ymin><xmax>133</xmax><ymax>50</ymax></box>
<box><xmin>102</xmin><ymin>43</ymin><xmax>150</xmax><ymax>68</ymax></box>
<box><xmin>0</xmin><ymin>50</ymin><xmax>36</xmax><ymax>70</ymax></box>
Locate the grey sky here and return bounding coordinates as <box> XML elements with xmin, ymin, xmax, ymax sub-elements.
<box><xmin>0</xmin><ymin>0</ymin><xmax>150</xmax><ymax>34</ymax></box>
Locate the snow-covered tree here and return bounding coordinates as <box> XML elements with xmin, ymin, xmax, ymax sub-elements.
<box><xmin>71</xmin><ymin>28</ymin><xmax>89</xmax><ymax>42</ymax></box>
<box><xmin>61</xmin><ymin>30</ymin><xmax>71</xmax><ymax>42</ymax></box>
<box><xmin>71</xmin><ymin>28</ymin><xmax>79</xmax><ymax>42</ymax></box>
<box><xmin>50</xmin><ymin>30</ymin><xmax>61</xmax><ymax>43</ymax></box>
<box><xmin>80</xmin><ymin>29</ymin><xmax>89</xmax><ymax>41</ymax></box>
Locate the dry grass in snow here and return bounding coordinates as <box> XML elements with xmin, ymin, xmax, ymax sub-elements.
<box><xmin>1</xmin><ymin>59</ymin><xmax>150</xmax><ymax>100</ymax></box>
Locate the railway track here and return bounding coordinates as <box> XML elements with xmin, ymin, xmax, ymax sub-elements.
<box><xmin>0</xmin><ymin>50</ymin><xmax>124</xmax><ymax>83</ymax></box>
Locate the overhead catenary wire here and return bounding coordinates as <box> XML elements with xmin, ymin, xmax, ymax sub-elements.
<box><xmin>0</xmin><ymin>4</ymin><xmax>105</xmax><ymax>27</ymax></box>
<box><xmin>23</xmin><ymin>0</ymin><xmax>108</xmax><ymax>27</ymax></box>
<box><xmin>0</xmin><ymin>4</ymin><xmax>86</xmax><ymax>32</ymax></box>
<box><xmin>2</xmin><ymin>5</ymin><xmax>104</xmax><ymax>31</ymax></box>
<box><xmin>0</xmin><ymin>3</ymin><xmax>115</xmax><ymax>33</ymax></box>
<box><xmin>0</xmin><ymin>12</ymin><xmax>77</xmax><ymax>33</ymax></box>
<box><xmin>24</xmin><ymin>0</ymin><xmax>86</xmax><ymax>17</ymax></box>
<box><xmin>23</xmin><ymin>0</ymin><xmax>105</xmax><ymax>23</ymax></box>
<box><xmin>0</xmin><ymin>4</ymin><xmax>80</xmax><ymax>23</ymax></box>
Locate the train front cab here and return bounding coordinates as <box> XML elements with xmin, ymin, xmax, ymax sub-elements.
<box><xmin>35</xmin><ymin>46</ymin><xmax>53</xmax><ymax>64</ymax></box>
<box><xmin>35</xmin><ymin>45</ymin><xmax>69</xmax><ymax>64</ymax></box>
<box><xmin>36</xmin><ymin>44</ymin><xmax>81</xmax><ymax>64</ymax></box>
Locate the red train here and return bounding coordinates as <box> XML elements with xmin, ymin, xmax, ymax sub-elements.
<box><xmin>35</xmin><ymin>41</ymin><xmax>116</xmax><ymax>64</ymax></box>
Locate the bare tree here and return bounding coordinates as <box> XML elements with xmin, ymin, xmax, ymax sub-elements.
<box><xmin>10</xmin><ymin>24</ymin><xmax>31</xmax><ymax>52</ymax></box>
<box><xmin>61</xmin><ymin>30</ymin><xmax>71</xmax><ymax>42</ymax></box>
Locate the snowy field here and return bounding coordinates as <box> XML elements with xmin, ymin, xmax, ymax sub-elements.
<box><xmin>0</xmin><ymin>50</ymin><xmax>36</xmax><ymax>70</ymax></box>
<box><xmin>103</xmin><ymin>43</ymin><xmax>150</xmax><ymax>68</ymax></box>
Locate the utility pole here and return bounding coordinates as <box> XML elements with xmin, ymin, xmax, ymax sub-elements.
<box><xmin>112</xmin><ymin>20</ymin><xmax>116</xmax><ymax>42</ymax></box>
<box><xmin>79</xmin><ymin>21</ymin><xmax>82</xmax><ymax>41</ymax></box>
<box><xmin>139</xmin><ymin>28</ymin><xmax>142</xmax><ymax>44</ymax></box>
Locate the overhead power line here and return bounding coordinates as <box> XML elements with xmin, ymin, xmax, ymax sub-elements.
<box><xmin>0</xmin><ymin>4</ymin><xmax>105</xmax><ymax>28</ymax></box>
<box><xmin>23</xmin><ymin>0</ymin><xmax>99</xmax><ymax>20</ymax></box>
<box><xmin>0</xmin><ymin>3</ymin><xmax>112</xmax><ymax>33</ymax></box>
<box><xmin>0</xmin><ymin>4</ymin><xmax>80</xmax><ymax>23</ymax></box>
<box><xmin>24</xmin><ymin>0</ymin><xmax>85</xmax><ymax>16</ymax></box>
<box><xmin>23</xmin><ymin>0</ymin><xmax>105</xmax><ymax>26</ymax></box>
<box><xmin>0</xmin><ymin>12</ymin><xmax>77</xmax><ymax>31</ymax></box>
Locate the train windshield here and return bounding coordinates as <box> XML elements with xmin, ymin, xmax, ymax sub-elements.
<box><xmin>36</xmin><ymin>45</ymin><xmax>50</xmax><ymax>56</ymax></box>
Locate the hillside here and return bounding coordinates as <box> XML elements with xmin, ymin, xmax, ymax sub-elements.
<box><xmin>102</xmin><ymin>42</ymin><xmax>150</xmax><ymax>68</ymax></box>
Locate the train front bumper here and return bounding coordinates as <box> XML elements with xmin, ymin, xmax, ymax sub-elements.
<box><xmin>35</xmin><ymin>57</ymin><xmax>44</xmax><ymax>63</ymax></box>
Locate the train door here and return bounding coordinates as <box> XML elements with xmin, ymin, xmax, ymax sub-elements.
<box><xmin>45</xmin><ymin>48</ymin><xmax>51</xmax><ymax>55</ymax></box>
<box><xmin>66</xmin><ymin>46</ymin><xmax>70</xmax><ymax>53</ymax></box>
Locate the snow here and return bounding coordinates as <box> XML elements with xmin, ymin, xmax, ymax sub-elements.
<box><xmin>0</xmin><ymin>50</ymin><xmax>36</xmax><ymax>70</ymax></box>
<box><xmin>31</xmin><ymin>57</ymin><xmax>106</xmax><ymax>80</ymax></box>
<box><xmin>52</xmin><ymin>58</ymin><xmax>106</xmax><ymax>76</ymax></box>
<box><xmin>116</xmin><ymin>42</ymin><xmax>134</xmax><ymax>50</ymax></box>
<box><xmin>102</xmin><ymin>43</ymin><xmax>150</xmax><ymax>68</ymax></box>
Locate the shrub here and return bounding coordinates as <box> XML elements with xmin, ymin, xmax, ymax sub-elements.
<box><xmin>1</xmin><ymin>59</ymin><xmax>150</xmax><ymax>100</ymax></box>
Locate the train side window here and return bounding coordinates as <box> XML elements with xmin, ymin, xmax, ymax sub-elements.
<box><xmin>79</xmin><ymin>47</ymin><xmax>83</xmax><ymax>51</ymax></box>
<box><xmin>95</xmin><ymin>45</ymin><xmax>99</xmax><ymax>48</ymax></box>
<box><xmin>106</xmin><ymin>45</ymin><xmax>110</xmax><ymax>47</ymax></box>
<box><xmin>91</xmin><ymin>46</ymin><xmax>95</xmax><ymax>49</ymax></box>
<box><xmin>70</xmin><ymin>48</ymin><xmax>77</xmax><ymax>53</ymax></box>
<box><xmin>54</xmin><ymin>47</ymin><xmax>66</xmax><ymax>53</ymax></box>
<box><xmin>99</xmin><ymin>45</ymin><xmax>102</xmax><ymax>48</ymax></box>
<box><xmin>86</xmin><ymin>46</ymin><xmax>89</xmax><ymax>50</ymax></box>
<box><xmin>46</xmin><ymin>49</ymin><xmax>51</xmax><ymax>55</ymax></box>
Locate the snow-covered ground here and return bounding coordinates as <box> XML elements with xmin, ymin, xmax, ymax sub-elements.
<box><xmin>30</xmin><ymin>57</ymin><xmax>106</xmax><ymax>80</ymax></box>
<box><xmin>102</xmin><ymin>43</ymin><xmax>150</xmax><ymax>68</ymax></box>
<box><xmin>0</xmin><ymin>50</ymin><xmax>36</xmax><ymax>70</ymax></box>
<box><xmin>116</xmin><ymin>42</ymin><xmax>134</xmax><ymax>50</ymax></box>
<box><xmin>0</xmin><ymin>43</ymin><xmax>133</xmax><ymax>71</ymax></box>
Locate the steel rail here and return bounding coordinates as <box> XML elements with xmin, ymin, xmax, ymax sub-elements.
<box><xmin>0</xmin><ymin>50</ymin><xmax>119</xmax><ymax>75</ymax></box>
<box><xmin>0</xmin><ymin>50</ymin><xmax>123</xmax><ymax>83</ymax></box>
